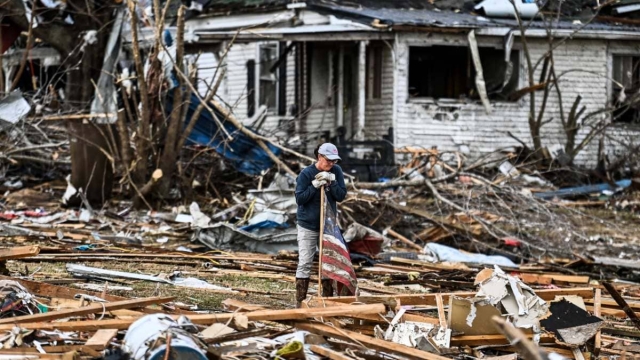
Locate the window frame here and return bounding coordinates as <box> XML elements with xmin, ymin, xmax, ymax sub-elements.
<box><xmin>406</xmin><ymin>43</ymin><xmax>522</xmax><ymax>104</ymax></box>
<box><xmin>609</xmin><ymin>52</ymin><xmax>640</xmax><ymax>125</ymax></box>
<box><xmin>256</xmin><ymin>42</ymin><xmax>280</xmax><ymax>114</ymax></box>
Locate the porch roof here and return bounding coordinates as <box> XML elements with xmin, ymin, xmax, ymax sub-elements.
<box><xmin>308</xmin><ymin>1</ymin><xmax>640</xmax><ymax>33</ymax></box>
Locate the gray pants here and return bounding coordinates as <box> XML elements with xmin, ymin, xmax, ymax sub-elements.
<box><xmin>296</xmin><ymin>225</ymin><xmax>324</xmax><ymax>279</ymax></box>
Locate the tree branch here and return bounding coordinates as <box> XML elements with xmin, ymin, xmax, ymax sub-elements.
<box><xmin>1</xmin><ymin>0</ymin><xmax>77</xmax><ymax>54</ymax></box>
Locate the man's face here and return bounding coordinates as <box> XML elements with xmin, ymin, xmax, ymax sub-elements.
<box><xmin>317</xmin><ymin>154</ymin><xmax>337</xmax><ymax>172</ymax></box>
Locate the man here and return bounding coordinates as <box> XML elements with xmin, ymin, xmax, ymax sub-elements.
<box><xmin>294</xmin><ymin>143</ymin><xmax>347</xmax><ymax>308</ymax></box>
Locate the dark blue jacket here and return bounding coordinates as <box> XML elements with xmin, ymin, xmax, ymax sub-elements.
<box><xmin>295</xmin><ymin>164</ymin><xmax>347</xmax><ymax>231</ymax></box>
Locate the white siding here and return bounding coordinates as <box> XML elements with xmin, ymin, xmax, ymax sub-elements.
<box><xmin>195</xmin><ymin>42</ymin><xmax>292</xmax><ymax>135</ymax></box>
<box><xmin>224</xmin><ymin>43</ymin><xmax>256</xmax><ymax>125</ymax></box>
<box><xmin>365</xmin><ymin>44</ymin><xmax>394</xmax><ymax>140</ymax></box>
<box><xmin>195</xmin><ymin>52</ymin><xmax>225</xmax><ymax>98</ymax></box>
<box><xmin>393</xmin><ymin>33</ymin><xmax>640</xmax><ymax>167</ymax></box>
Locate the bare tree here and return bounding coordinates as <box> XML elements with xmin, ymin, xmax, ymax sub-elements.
<box><xmin>508</xmin><ymin>1</ymin><xmax>621</xmax><ymax>167</ymax></box>
<box><xmin>2</xmin><ymin>0</ymin><xmax>117</xmax><ymax>204</ymax></box>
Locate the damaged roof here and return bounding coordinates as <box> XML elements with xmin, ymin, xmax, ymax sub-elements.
<box><xmin>184</xmin><ymin>0</ymin><xmax>640</xmax><ymax>33</ymax></box>
<box><xmin>306</xmin><ymin>0</ymin><xmax>640</xmax><ymax>32</ymax></box>
<box><xmin>192</xmin><ymin>0</ymin><xmax>289</xmax><ymax>15</ymax></box>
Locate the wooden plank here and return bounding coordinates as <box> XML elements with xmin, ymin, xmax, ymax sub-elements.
<box><xmin>450</xmin><ymin>333</ymin><xmax>555</xmax><ymax>347</ymax></box>
<box><xmin>222</xmin><ymin>299</ymin><xmax>268</xmax><ymax>312</ymax></box>
<box><xmin>585</xmin><ymin>306</ymin><xmax>640</xmax><ymax>318</ymax></box>
<box><xmin>0</xmin><ymin>276</ymin><xmax>128</xmax><ymax>302</ymax></box>
<box><xmin>500</xmin><ymin>346</ymin><xmax>590</xmax><ymax>360</ymax></box>
<box><xmin>435</xmin><ymin>294</ymin><xmax>447</xmax><ymax>328</ymax></box>
<box><xmin>33</xmin><ymin>113</ymin><xmax>115</xmax><ymax>121</ymax></box>
<box><xmin>85</xmin><ymin>329</ymin><xmax>118</xmax><ymax>348</ymax></box>
<box><xmin>0</xmin><ymin>304</ymin><xmax>387</xmax><ymax>332</ymax></box>
<box><xmin>310</xmin><ymin>344</ymin><xmax>354</xmax><ymax>360</ymax></box>
<box><xmin>296</xmin><ymin>321</ymin><xmax>450</xmax><ymax>360</ymax></box>
<box><xmin>305</xmin><ymin>298</ymin><xmax>437</xmax><ymax>324</ymax></box>
<box><xmin>385</xmin><ymin>228</ymin><xmax>423</xmax><ymax>251</ymax></box>
<box><xmin>594</xmin><ymin>288</ymin><xmax>602</xmax><ymax>357</ymax></box>
<box><xmin>35</xmin><ymin>252</ymin><xmax>273</xmax><ymax>261</ymax></box>
<box><xmin>516</xmin><ymin>273</ymin><xmax>590</xmax><ymax>285</ymax></box>
<box><xmin>573</xmin><ymin>348</ymin><xmax>585</xmax><ymax>360</ymax></box>
<box><xmin>0</xmin><ymin>245</ymin><xmax>40</xmax><ymax>260</ymax></box>
<box><xmin>0</xmin><ymin>296</ymin><xmax>174</xmax><ymax>324</ymax></box>
<box><xmin>0</xmin><ymin>353</ymin><xmax>62</xmax><ymax>359</ymax></box>
<box><xmin>585</xmin><ymin>298</ymin><xmax>640</xmax><ymax>311</ymax></box>
<box><xmin>390</xmin><ymin>257</ymin><xmax>473</xmax><ymax>272</ymax></box>
<box><xmin>327</xmin><ymin>288</ymin><xmax>594</xmax><ymax>306</ymax></box>
<box><xmin>0</xmin><ymin>345</ymin><xmax>103</xmax><ymax>354</ymax></box>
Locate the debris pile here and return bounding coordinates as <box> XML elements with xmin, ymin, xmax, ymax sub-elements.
<box><xmin>1</xmin><ymin>93</ymin><xmax>640</xmax><ymax>358</ymax></box>
<box><xmin>0</xmin><ymin>243</ymin><xmax>635</xmax><ymax>360</ymax></box>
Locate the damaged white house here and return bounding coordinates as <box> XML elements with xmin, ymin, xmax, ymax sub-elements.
<box><xmin>182</xmin><ymin>0</ymin><xmax>640</xmax><ymax>169</ymax></box>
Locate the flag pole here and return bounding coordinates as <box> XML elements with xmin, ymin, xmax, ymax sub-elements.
<box><xmin>318</xmin><ymin>187</ymin><xmax>326</xmax><ymax>296</ymax></box>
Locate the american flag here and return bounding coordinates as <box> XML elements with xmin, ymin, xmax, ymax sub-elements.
<box><xmin>321</xmin><ymin>193</ymin><xmax>357</xmax><ymax>295</ymax></box>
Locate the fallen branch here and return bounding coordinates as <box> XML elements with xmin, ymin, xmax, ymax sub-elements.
<box><xmin>603</xmin><ymin>282</ymin><xmax>640</xmax><ymax>331</ymax></box>
<box><xmin>491</xmin><ymin>316</ymin><xmax>547</xmax><ymax>360</ymax></box>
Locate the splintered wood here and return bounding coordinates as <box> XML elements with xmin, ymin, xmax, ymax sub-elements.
<box><xmin>0</xmin><ymin>241</ymin><xmax>635</xmax><ymax>360</ymax></box>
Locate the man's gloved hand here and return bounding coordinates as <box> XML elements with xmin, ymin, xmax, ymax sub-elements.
<box><xmin>312</xmin><ymin>179</ymin><xmax>328</xmax><ymax>188</ymax></box>
<box><xmin>315</xmin><ymin>172</ymin><xmax>335</xmax><ymax>182</ymax></box>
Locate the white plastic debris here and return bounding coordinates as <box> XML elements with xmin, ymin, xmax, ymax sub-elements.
<box><xmin>78</xmin><ymin>209</ymin><xmax>92</xmax><ymax>223</ymax></box>
<box><xmin>425</xmin><ymin>243</ymin><xmax>518</xmax><ymax>267</ymax></box>
<box><xmin>475</xmin><ymin>0</ymin><xmax>539</xmax><ymax>19</ymax></box>
<box><xmin>189</xmin><ymin>202</ymin><xmax>211</xmax><ymax>228</ymax></box>
<box><xmin>172</xmin><ymin>277</ymin><xmax>237</xmax><ymax>292</ymax></box>
<box><xmin>0</xmin><ymin>90</ymin><xmax>31</xmax><ymax>127</ymax></box>
<box><xmin>2</xmin><ymin>180</ymin><xmax>23</xmax><ymax>189</ymax></box>
<box><xmin>80</xmin><ymin>30</ymin><xmax>98</xmax><ymax>52</ymax></box>
<box><xmin>124</xmin><ymin>314</ymin><xmax>207</xmax><ymax>360</ymax></box>
<box><xmin>61</xmin><ymin>175</ymin><xmax>77</xmax><ymax>205</ymax></box>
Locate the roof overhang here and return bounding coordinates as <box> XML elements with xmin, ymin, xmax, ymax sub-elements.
<box><xmin>185</xmin><ymin>9</ymin><xmax>389</xmax><ymax>43</ymax></box>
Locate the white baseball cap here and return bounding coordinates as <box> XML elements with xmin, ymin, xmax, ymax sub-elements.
<box><xmin>318</xmin><ymin>143</ymin><xmax>341</xmax><ymax>161</ymax></box>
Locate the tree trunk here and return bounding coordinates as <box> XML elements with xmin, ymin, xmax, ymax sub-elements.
<box><xmin>66</xmin><ymin>36</ymin><xmax>113</xmax><ymax>206</ymax></box>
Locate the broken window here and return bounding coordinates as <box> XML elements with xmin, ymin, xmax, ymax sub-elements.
<box><xmin>611</xmin><ymin>55</ymin><xmax>640</xmax><ymax>124</ymax></box>
<box><xmin>366</xmin><ymin>44</ymin><xmax>383</xmax><ymax>99</ymax></box>
<box><xmin>259</xmin><ymin>43</ymin><xmax>279</xmax><ymax>112</ymax></box>
<box><xmin>408</xmin><ymin>45</ymin><xmax>519</xmax><ymax>101</ymax></box>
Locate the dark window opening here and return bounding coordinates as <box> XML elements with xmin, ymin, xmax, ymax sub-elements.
<box><xmin>278</xmin><ymin>41</ymin><xmax>287</xmax><ymax>116</ymax></box>
<box><xmin>259</xmin><ymin>43</ymin><xmax>278</xmax><ymax>112</ymax></box>
<box><xmin>366</xmin><ymin>45</ymin><xmax>383</xmax><ymax>99</ymax></box>
<box><xmin>408</xmin><ymin>45</ymin><xmax>519</xmax><ymax>101</ymax></box>
<box><xmin>247</xmin><ymin>59</ymin><xmax>255</xmax><ymax>117</ymax></box>
<box><xmin>612</xmin><ymin>55</ymin><xmax>640</xmax><ymax>124</ymax></box>
<box><xmin>308</xmin><ymin>45</ymin><xmax>332</xmax><ymax>106</ymax></box>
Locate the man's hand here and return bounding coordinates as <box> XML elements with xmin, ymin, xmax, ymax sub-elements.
<box><xmin>315</xmin><ymin>172</ymin><xmax>335</xmax><ymax>182</ymax></box>
<box><xmin>312</xmin><ymin>179</ymin><xmax>328</xmax><ymax>188</ymax></box>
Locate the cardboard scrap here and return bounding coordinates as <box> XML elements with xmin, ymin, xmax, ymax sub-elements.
<box><xmin>448</xmin><ymin>266</ymin><xmax>548</xmax><ymax>337</ymax></box>
<box><xmin>200</xmin><ymin>323</ymin><xmax>236</xmax><ymax>339</ymax></box>
<box><xmin>448</xmin><ymin>296</ymin><xmax>502</xmax><ymax>336</ymax></box>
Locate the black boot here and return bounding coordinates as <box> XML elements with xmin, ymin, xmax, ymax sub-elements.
<box><xmin>321</xmin><ymin>279</ymin><xmax>333</xmax><ymax>297</ymax></box>
<box><xmin>295</xmin><ymin>278</ymin><xmax>310</xmax><ymax>308</ymax></box>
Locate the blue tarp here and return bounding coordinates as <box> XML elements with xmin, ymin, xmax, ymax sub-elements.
<box><xmin>167</xmin><ymin>92</ymin><xmax>281</xmax><ymax>176</ymax></box>
<box><xmin>533</xmin><ymin>179</ymin><xmax>631</xmax><ymax>200</ymax></box>
<box><xmin>240</xmin><ymin>220</ymin><xmax>289</xmax><ymax>232</ymax></box>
